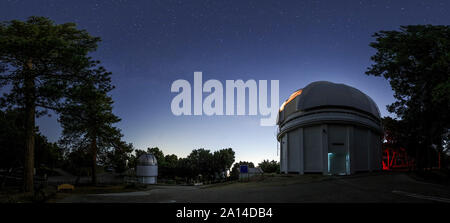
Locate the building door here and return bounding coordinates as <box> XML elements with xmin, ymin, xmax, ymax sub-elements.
<box><xmin>328</xmin><ymin>148</ymin><xmax>348</xmax><ymax>175</ymax></box>
<box><xmin>328</xmin><ymin>125</ymin><xmax>349</xmax><ymax>175</ymax></box>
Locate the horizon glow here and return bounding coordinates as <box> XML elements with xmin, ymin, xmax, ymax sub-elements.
<box><xmin>1</xmin><ymin>0</ymin><xmax>448</xmax><ymax>165</ymax></box>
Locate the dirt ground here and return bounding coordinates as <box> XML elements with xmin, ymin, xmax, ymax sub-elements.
<box><xmin>55</xmin><ymin>172</ymin><xmax>450</xmax><ymax>203</ymax></box>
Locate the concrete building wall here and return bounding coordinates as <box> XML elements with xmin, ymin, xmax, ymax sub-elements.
<box><xmin>370</xmin><ymin>132</ymin><xmax>382</xmax><ymax>170</ymax></box>
<box><xmin>281</xmin><ymin>134</ymin><xmax>288</xmax><ymax>173</ymax></box>
<box><xmin>303</xmin><ymin>126</ymin><xmax>323</xmax><ymax>172</ymax></box>
<box><xmin>279</xmin><ymin>123</ymin><xmax>381</xmax><ymax>175</ymax></box>
<box><xmin>288</xmin><ymin>128</ymin><xmax>301</xmax><ymax>172</ymax></box>
<box><xmin>353</xmin><ymin>127</ymin><xmax>369</xmax><ymax>172</ymax></box>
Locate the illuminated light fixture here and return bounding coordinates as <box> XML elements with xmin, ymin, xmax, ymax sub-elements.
<box><xmin>279</xmin><ymin>89</ymin><xmax>302</xmax><ymax>111</ymax></box>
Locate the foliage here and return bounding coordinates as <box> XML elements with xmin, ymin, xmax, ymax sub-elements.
<box><xmin>163</xmin><ymin>154</ymin><xmax>178</xmax><ymax>178</ymax></box>
<box><xmin>130</xmin><ymin>147</ymin><xmax>235</xmax><ymax>183</ymax></box>
<box><xmin>213</xmin><ymin>148</ymin><xmax>235</xmax><ymax>178</ymax></box>
<box><xmin>0</xmin><ymin>16</ymin><xmax>100</xmax><ymax>112</ymax></box>
<box><xmin>0</xmin><ymin>16</ymin><xmax>101</xmax><ymax>192</ymax></box>
<box><xmin>367</xmin><ymin>25</ymin><xmax>450</xmax><ymax>169</ymax></box>
<box><xmin>58</xmin><ymin>72</ymin><xmax>122</xmax><ymax>184</ymax></box>
<box><xmin>0</xmin><ymin>109</ymin><xmax>63</xmax><ymax>170</ymax></box>
<box><xmin>105</xmin><ymin>140</ymin><xmax>134</xmax><ymax>174</ymax></box>
<box><xmin>147</xmin><ymin>147</ymin><xmax>165</xmax><ymax>164</ymax></box>
<box><xmin>257</xmin><ymin>160</ymin><xmax>280</xmax><ymax>173</ymax></box>
<box><xmin>62</xmin><ymin>147</ymin><xmax>91</xmax><ymax>176</ymax></box>
<box><xmin>176</xmin><ymin>157</ymin><xmax>195</xmax><ymax>181</ymax></box>
<box><xmin>0</xmin><ymin>109</ymin><xmax>24</xmax><ymax>169</ymax></box>
<box><xmin>128</xmin><ymin>149</ymin><xmax>147</xmax><ymax>169</ymax></box>
<box><xmin>187</xmin><ymin>148</ymin><xmax>214</xmax><ymax>180</ymax></box>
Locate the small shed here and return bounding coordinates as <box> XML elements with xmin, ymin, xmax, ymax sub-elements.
<box><xmin>239</xmin><ymin>167</ymin><xmax>264</xmax><ymax>180</ymax></box>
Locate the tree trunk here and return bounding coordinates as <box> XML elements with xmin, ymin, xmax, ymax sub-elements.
<box><xmin>23</xmin><ymin>60</ymin><xmax>35</xmax><ymax>193</ymax></box>
<box><xmin>91</xmin><ymin>134</ymin><xmax>97</xmax><ymax>185</ymax></box>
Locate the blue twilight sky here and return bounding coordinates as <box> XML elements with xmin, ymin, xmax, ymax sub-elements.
<box><xmin>1</xmin><ymin>0</ymin><xmax>449</xmax><ymax>164</ymax></box>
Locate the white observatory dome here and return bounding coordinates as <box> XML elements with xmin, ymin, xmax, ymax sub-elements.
<box><xmin>296</xmin><ymin>81</ymin><xmax>380</xmax><ymax>118</ymax></box>
<box><xmin>277</xmin><ymin>81</ymin><xmax>382</xmax><ymax>175</ymax></box>
<box><xmin>136</xmin><ymin>154</ymin><xmax>158</xmax><ymax>184</ymax></box>
<box><xmin>138</xmin><ymin>154</ymin><xmax>158</xmax><ymax>166</ymax></box>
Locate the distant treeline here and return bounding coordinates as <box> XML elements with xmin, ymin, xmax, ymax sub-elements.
<box><xmin>0</xmin><ymin>109</ymin><xmax>279</xmax><ymax>185</ymax></box>
<box><xmin>131</xmin><ymin>148</ymin><xmax>280</xmax><ymax>183</ymax></box>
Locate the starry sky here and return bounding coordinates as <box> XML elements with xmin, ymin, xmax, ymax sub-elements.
<box><xmin>1</xmin><ymin>0</ymin><xmax>449</xmax><ymax>165</ymax></box>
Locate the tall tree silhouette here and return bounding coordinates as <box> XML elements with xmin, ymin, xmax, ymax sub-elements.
<box><xmin>213</xmin><ymin>148</ymin><xmax>235</xmax><ymax>177</ymax></box>
<box><xmin>366</xmin><ymin>25</ymin><xmax>450</xmax><ymax>169</ymax></box>
<box><xmin>0</xmin><ymin>16</ymin><xmax>100</xmax><ymax>192</ymax></box>
<box><xmin>59</xmin><ymin>68</ymin><xmax>121</xmax><ymax>185</ymax></box>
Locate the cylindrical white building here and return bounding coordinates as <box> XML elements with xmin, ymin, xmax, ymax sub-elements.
<box><xmin>277</xmin><ymin>81</ymin><xmax>382</xmax><ymax>175</ymax></box>
<box><xmin>136</xmin><ymin>154</ymin><xmax>158</xmax><ymax>184</ymax></box>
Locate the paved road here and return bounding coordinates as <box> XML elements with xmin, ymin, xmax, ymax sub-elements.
<box><xmin>58</xmin><ymin>172</ymin><xmax>450</xmax><ymax>203</ymax></box>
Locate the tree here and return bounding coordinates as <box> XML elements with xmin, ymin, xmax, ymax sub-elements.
<box><xmin>213</xmin><ymin>148</ymin><xmax>235</xmax><ymax>178</ymax></box>
<box><xmin>127</xmin><ymin>147</ymin><xmax>235</xmax><ymax>182</ymax></box>
<box><xmin>163</xmin><ymin>154</ymin><xmax>178</xmax><ymax>178</ymax></box>
<box><xmin>63</xmin><ymin>147</ymin><xmax>91</xmax><ymax>176</ymax></box>
<box><xmin>187</xmin><ymin>149</ymin><xmax>214</xmax><ymax>180</ymax></box>
<box><xmin>0</xmin><ymin>16</ymin><xmax>100</xmax><ymax>192</ymax></box>
<box><xmin>129</xmin><ymin>149</ymin><xmax>147</xmax><ymax>169</ymax></box>
<box><xmin>145</xmin><ymin>147</ymin><xmax>171</xmax><ymax>178</ymax></box>
<box><xmin>258</xmin><ymin>160</ymin><xmax>280</xmax><ymax>173</ymax></box>
<box><xmin>35</xmin><ymin>135</ymin><xmax>63</xmax><ymax>170</ymax></box>
<box><xmin>0</xmin><ymin>109</ymin><xmax>25</xmax><ymax>169</ymax></box>
<box><xmin>0</xmin><ymin>109</ymin><xmax>63</xmax><ymax>171</ymax></box>
<box><xmin>147</xmin><ymin>147</ymin><xmax>165</xmax><ymax>165</ymax></box>
<box><xmin>366</xmin><ymin>25</ymin><xmax>450</xmax><ymax>169</ymax></box>
<box><xmin>59</xmin><ymin>73</ymin><xmax>121</xmax><ymax>185</ymax></box>
<box><xmin>106</xmin><ymin>140</ymin><xmax>134</xmax><ymax>173</ymax></box>
<box><xmin>176</xmin><ymin>157</ymin><xmax>194</xmax><ymax>182</ymax></box>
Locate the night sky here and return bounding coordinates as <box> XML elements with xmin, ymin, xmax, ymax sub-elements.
<box><xmin>1</xmin><ymin>0</ymin><xmax>449</xmax><ymax>164</ymax></box>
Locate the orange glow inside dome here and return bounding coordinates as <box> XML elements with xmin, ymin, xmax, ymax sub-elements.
<box><xmin>279</xmin><ymin>89</ymin><xmax>302</xmax><ymax>112</ymax></box>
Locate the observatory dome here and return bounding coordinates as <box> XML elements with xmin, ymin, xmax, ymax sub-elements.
<box><xmin>138</xmin><ymin>154</ymin><xmax>158</xmax><ymax>166</ymax></box>
<box><xmin>136</xmin><ymin>154</ymin><xmax>158</xmax><ymax>184</ymax></box>
<box><xmin>278</xmin><ymin>81</ymin><xmax>382</xmax><ymax>136</ymax></box>
<box><xmin>295</xmin><ymin>81</ymin><xmax>380</xmax><ymax>118</ymax></box>
<box><xmin>277</xmin><ymin>81</ymin><xmax>382</xmax><ymax>175</ymax></box>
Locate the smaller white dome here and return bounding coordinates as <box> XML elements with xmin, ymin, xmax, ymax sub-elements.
<box><xmin>138</xmin><ymin>154</ymin><xmax>157</xmax><ymax>166</ymax></box>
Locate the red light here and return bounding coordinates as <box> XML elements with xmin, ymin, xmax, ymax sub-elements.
<box><xmin>382</xmin><ymin>147</ymin><xmax>415</xmax><ymax>171</ymax></box>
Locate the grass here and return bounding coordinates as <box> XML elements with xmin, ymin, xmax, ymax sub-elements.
<box><xmin>0</xmin><ymin>187</ymin><xmax>57</xmax><ymax>203</ymax></box>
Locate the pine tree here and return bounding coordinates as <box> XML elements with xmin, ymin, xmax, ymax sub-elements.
<box><xmin>59</xmin><ymin>68</ymin><xmax>121</xmax><ymax>185</ymax></box>
<box><xmin>0</xmin><ymin>16</ymin><xmax>100</xmax><ymax>192</ymax></box>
